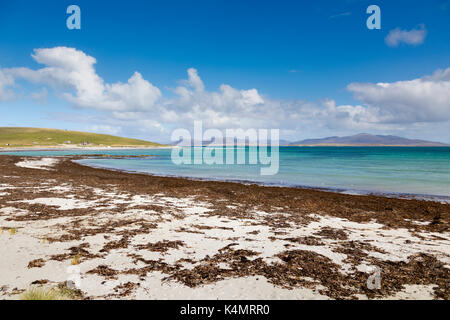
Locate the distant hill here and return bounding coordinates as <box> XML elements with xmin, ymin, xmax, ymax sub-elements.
<box><xmin>171</xmin><ymin>138</ymin><xmax>293</xmax><ymax>146</ymax></box>
<box><xmin>290</xmin><ymin>133</ymin><xmax>449</xmax><ymax>146</ymax></box>
<box><xmin>170</xmin><ymin>133</ymin><xmax>448</xmax><ymax>147</ymax></box>
<box><xmin>0</xmin><ymin>127</ymin><xmax>164</xmax><ymax>148</ymax></box>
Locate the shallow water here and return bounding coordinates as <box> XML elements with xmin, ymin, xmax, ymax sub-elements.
<box><xmin>3</xmin><ymin>147</ymin><xmax>450</xmax><ymax>200</ymax></box>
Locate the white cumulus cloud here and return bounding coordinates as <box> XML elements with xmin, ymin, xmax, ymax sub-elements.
<box><xmin>385</xmin><ymin>24</ymin><xmax>427</xmax><ymax>47</ymax></box>
<box><xmin>0</xmin><ymin>70</ymin><xmax>15</xmax><ymax>101</ymax></box>
<box><xmin>348</xmin><ymin>68</ymin><xmax>450</xmax><ymax>123</ymax></box>
<box><xmin>6</xmin><ymin>47</ymin><xmax>161</xmax><ymax>112</ymax></box>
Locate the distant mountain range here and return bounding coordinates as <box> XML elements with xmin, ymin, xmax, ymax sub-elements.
<box><xmin>171</xmin><ymin>134</ymin><xmax>448</xmax><ymax>147</ymax></box>
<box><xmin>288</xmin><ymin>133</ymin><xmax>449</xmax><ymax>146</ymax></box>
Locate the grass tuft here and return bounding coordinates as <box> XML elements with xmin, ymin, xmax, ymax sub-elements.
<box><xmin>71</xmin><ymin>255</ymin><xmax>81</xmax><ymax>265</ymax></box>
<box><xmin>21</xmin><ymin>287</ymin><xmax>69</xmax><ymax>300</ymax></box>
<box><xmin>21</xmin><ymin>283</ymin><xmax>84</xmax><ymax>300</ymax></box>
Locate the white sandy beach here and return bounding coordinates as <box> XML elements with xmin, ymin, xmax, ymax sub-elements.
<box><xmin>0</xmin><ymin>158</ymin><xmax>448</xmax><ymax>300</ymax></box>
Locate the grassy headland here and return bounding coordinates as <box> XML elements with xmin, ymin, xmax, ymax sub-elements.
<box><xmin>0</xmin><ymin>127</ymin><xmax>164</xmax><ymax>148</ymax></box>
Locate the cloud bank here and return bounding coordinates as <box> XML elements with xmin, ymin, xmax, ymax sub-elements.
<box><xmin>1</xmin><ymin>47</ymin><xmax>449</xmax><ymax>141</ymax></box>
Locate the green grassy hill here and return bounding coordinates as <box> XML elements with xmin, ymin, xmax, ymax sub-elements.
<box><xmin>0</xmin><ymin>127</ymin><xmax>164</xmax><ymax>148</ymax></box>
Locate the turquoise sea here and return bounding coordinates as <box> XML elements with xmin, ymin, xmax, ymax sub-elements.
<box><xmin>3</xmin><ymin>147</ymin><xmax>450</xmax><ymax>201</ymax></box>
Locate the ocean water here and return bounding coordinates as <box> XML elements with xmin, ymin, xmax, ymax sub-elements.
<box><xmin>3</xmin><ymin>147</ymin><xmax>450</xmax><ymax>200</ymax></box>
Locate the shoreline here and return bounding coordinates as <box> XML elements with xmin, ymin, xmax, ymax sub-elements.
<box><xmin>3</xmin><ymin>149</ymin><xmax>449</xmax><ymax>203</ymax></box>
<box><xmin>0</xmin><ymin>146</ymin><xmax>173</xmax><ymax>152</ymax></box>
<box><xmin>74</xmin><ymin>158</ymin><xmax>450</xmax><ymax>204</ymax></box>
<box><xmin>2</xmin><ymin>145</ymin><xmax>450</xmax><ymax>152</ymax></box>
<box><xmin>0</xmin><ymin>155</ymin><xmax>449</xmax><ymax>300</ymax></box>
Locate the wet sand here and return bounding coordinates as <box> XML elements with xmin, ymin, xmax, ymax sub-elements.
<box><xmin>0</xmin><ymin>155</ymin><xmax>448</xmax><ymax>300</ymax></box>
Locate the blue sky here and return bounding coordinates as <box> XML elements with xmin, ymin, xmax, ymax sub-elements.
<box><xmin>1</xmin><ymin>0</ymin><xmax>449</xmax><ymax>143</ymax></box>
